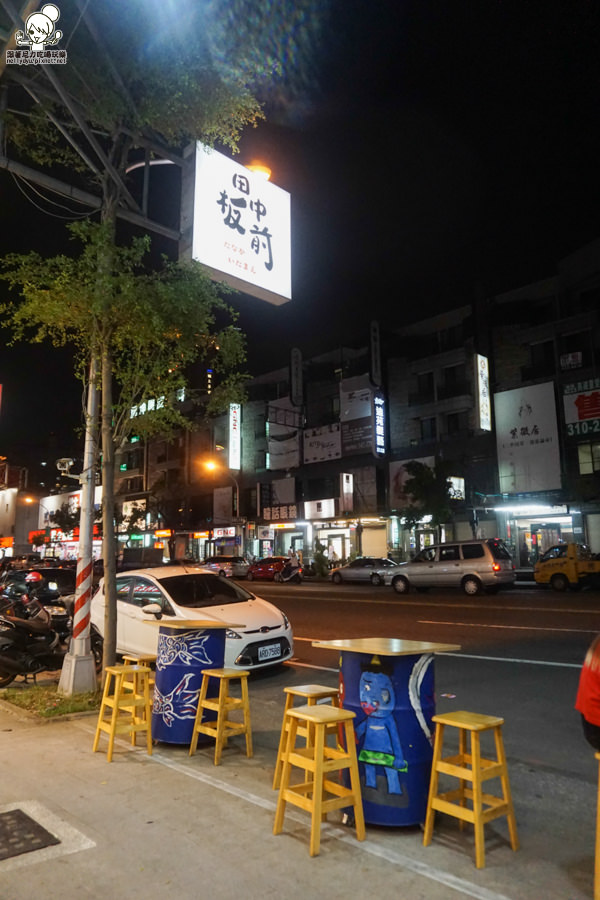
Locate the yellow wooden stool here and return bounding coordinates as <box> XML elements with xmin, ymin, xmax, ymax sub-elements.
<box><xmin>273</xmin><ymin>704</ymin><xmax>365</xmax><ymax>857</ymax></box>
<box><xmin>273</xmin><ymin>684</ymin><xmax>340</xmax><ymax>789</ymax></box>
<box><xmin>189</xmin><ymin>668</ymin><xmax>252</xmax><ymax>765</ymax></box>
<box><xmin>423</xmin><ymin>710</ymin><xmax>519</xmax><ymax>868</ymax></box>
<box><xmin>122</xmin><ymin>654</ymin><xmax>156</xmax><ymax>690</ymax></box>
<box><xmin>92</xmin><ymin>665</ymin><xmax>153</xmax><ymax>762</ymax></box>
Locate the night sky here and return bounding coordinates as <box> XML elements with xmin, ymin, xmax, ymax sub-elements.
<box><xmin>1</xmin><ymin>0</ymin><xmax>600</xmax><ymax>472</ymax></box>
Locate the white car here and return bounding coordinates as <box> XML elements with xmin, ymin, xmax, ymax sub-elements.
<box><xmin>90</xmin><ymin>566</ymin><xmax>293</xmax><ymax>670</ymax></box>
<box><xmin>201</xmin><ymin>556</ymin><xmax>250</xmax><ymax>578</ymax></box>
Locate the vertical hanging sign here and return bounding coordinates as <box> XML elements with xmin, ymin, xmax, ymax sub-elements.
<box><xmin>229</xmin><ymin>403</ymin><xmax>241</xmax><ymax>471</ymax></box>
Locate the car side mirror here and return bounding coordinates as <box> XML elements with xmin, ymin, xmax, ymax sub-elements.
<box><xmin>142</xmin><ymin>603</ymin><xmax>163</xmax><ymax>619</ymax></box>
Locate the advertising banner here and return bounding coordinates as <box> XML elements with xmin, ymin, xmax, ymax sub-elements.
<box><xmin>303</xmin><ymin>424</ymin><xmax>342</xmax><ymax>463</ymax></box>
<box><xmin>494</xmin><ymin>382</ymin><xmax>561</xmax><ymax>492</ymax></box>
<box><xmin>563</xmin><ymin>376</ymin><xmax>600</xmax><ymax>440</ymax></box>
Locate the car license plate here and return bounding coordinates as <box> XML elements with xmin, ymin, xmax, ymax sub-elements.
<box><xmin>258</xmin><ymin>642</ymin><xmax>281</xmax><ymax>661</ymax></box>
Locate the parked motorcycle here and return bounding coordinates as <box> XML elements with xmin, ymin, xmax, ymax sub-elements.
<box><xmin>0</xmin><ymin>593</ymin><xmax>102</xmax><ymax>688</ymax></box>
<box><xmin>274</xmin><ymin>562</ymin><xmax>303</xmax><ymax>584</ymax></box>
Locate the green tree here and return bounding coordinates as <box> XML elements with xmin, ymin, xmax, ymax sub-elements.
<box><xmin>396</xmin><ymin>460</ymin><xmax>454</xmax><ymax>543</ymax></box>
<box><xmin>1</xmin><ymin>222</ymin><xmax>246</xmax><ymax>667</ymax></box>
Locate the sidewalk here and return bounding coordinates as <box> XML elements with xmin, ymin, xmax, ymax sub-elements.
<box><xmin>0</xmin><ymin>667</ymin><xmax>595</xmax><ymax>900</ymax></box>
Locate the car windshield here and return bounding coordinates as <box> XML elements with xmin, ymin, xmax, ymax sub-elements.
<box><xmin>157</xmin><ymin>573</ymin><xmax>253</xmax><ymax>608</ymax></box>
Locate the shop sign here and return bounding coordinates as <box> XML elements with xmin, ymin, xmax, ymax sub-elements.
<box><xmin>187</xmin><ymin>143</ymin><xmax>291</xmax><ymax>306</ymax></box>
<box><xmin>475</xmin><ymin>354</ymin><xmax>492</xmax><ymax>431</ymax></box>
<box><xmin>563</xmin><ymin>378</ymin><xmax>600</xmax><ymax>439</ymax></box>
<box><xmin>263</xmin><ymin>504</ymin><xmax>297</xmax><ymax>521</ymax></box>
<box><xmin>229</xmin><ymin>403</ymin><xmax>241</xmax><ymax>470</ymax></box>
<box><xmin>214</xmin><ymin>527</ymin><xmax>236</xmax><ymax>538</ymax></box>
<box><xmin>494</xmin><ymin>382</ymin><xmax>561</xmax><ymax>492</ymax></box>
<box><xmin>155</xmin><ymin>529</ymin><xmax>173</xmax><ymax>538</ymax></box>
<box><xmin>372</xmin><ymin>392</ymin><xmax>386</xmax><ymax>456</ymax></box>
<box><xmin>303</xmin><ymin>424</ymin><xmax>341</xmax><ymax>463</ymax></box>
<box><xmin>257</xmin><ymin>526</ymin><xmax>274</xmax><ymax>540</ymax></box>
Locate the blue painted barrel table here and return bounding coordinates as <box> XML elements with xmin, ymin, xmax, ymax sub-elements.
<box><xmin>312</xmin><ymin>637</ymin><xmax>460</xmax><ymax>826</ymax></box>
<box><xmin>148</xmin><ymin>619</ymin><xmax>241</xmax><ymax>745</ymax></box>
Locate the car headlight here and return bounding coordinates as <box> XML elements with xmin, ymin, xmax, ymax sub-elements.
<box><xmin>282</xmin><ymin>612</ymin><xmax>290</xmax><ymax>629</ymax></box>
<box><xmin>226</xmin><ymin>629</ymin><xmax>243</xmax><ymax>639</ymax></box>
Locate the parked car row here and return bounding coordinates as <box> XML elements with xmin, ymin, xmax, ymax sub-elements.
<box><xmin>329</xmin><ymin>539</ymin><xmax>516</xmax><ymax>595</ymax></box>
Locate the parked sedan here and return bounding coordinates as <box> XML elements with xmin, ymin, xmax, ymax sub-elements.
<box><xmin>202</xmin><ymin>555</ymin><xmax>250</xmax><ymax>578</ymax></box>
<box><xmin>330</xmin><ymin>556</ymin><xmax>400</xmax><ymax>586</ymax></box>
<box><xmin>246</xmin><ymin>556</ymin><xmax>288</xmax><ymax>582</ymax></box>
<box><xmin>90</xmin><ymin>565</ymin><xmax>294</xmax><ymax>670</ymax></box>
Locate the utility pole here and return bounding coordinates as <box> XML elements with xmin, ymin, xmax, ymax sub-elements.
<box><xmin>58</xmin><ymin>359</ymin><xmax>99</xmax><ymax>695</ymax></box>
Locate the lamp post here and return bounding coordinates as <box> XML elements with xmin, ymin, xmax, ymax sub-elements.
<box><xmin>203</xmin><ymin>460</ymin><xmax>240</xmax><ymax>520</ymax></box>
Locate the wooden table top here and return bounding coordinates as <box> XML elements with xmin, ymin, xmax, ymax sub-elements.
<box><xmin>144</xmin><ymin>618</ymin><xmax>245</xmax><ymax>630</ymax></box>
<box><xmin>312</xmin><ymin>637</ymin><xmax>461</xmax><ymax>656</ymax></box>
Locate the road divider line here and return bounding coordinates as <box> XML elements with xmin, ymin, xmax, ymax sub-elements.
<box><xmin>442</xmin><ymin>652</ymin><xmax>580</xmax><ymax>669</ymax></box>
<box><xmin>419</xmin><ymin>619</ymin><xmax>596</xmax><ymax>634</ymax></box>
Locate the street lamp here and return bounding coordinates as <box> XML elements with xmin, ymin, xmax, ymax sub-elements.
<box><xmin>203</xmin><ymin>460</ymin><xmax>240</xmax><ymax>519</ymax></box>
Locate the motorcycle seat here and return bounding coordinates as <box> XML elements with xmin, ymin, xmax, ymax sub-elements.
<box><xmin>3</xmin><ymin>615</ymin><xmax>52</xmax><ymax>635</ymax></box>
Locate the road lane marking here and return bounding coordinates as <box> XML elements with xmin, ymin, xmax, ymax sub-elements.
<box><xmin>442</xmin><ymin>652</ymin><xmax>580</xmax><ymax>668</ymax></box>
<box><xmin>419</xmin><ymin>619</ymin><xmax>597</xmax><ymax>634</ymax></box>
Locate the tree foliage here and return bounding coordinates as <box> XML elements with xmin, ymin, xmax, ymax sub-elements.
<box><xmin>396</xmin><ymin>460</ymin><xmax>454</xmax><ymax>540</ymax></box>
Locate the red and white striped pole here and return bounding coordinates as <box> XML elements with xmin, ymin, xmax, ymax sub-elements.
<box><xmin>58</xmin><ymin>358</ymin><xmax>99</xmax><ymax>695</ymax></box>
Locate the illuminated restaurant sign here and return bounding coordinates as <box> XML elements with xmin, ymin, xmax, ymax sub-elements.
<box><xmin>229</xmin><ymin>403</ymin><xmax>241</xmax><ymax>470</ymax></box>
<box><xmin>188</xmin><ymin>144</ymin><xmax>291</xmax><ymax>306</ymax></box>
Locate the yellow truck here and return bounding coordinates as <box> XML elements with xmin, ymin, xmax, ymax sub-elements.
<box><xmin>534</xmin><ymin>543</ymin><xmax>600</xmax><ymax>591</ymax></box>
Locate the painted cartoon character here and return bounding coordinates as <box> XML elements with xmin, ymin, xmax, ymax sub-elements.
<box><xmin>354</xmin><ymin>664</ymin><xmax>407</xmax><ymax>794</ymax></box>
<box><xmin>16</xmin><ymin>4</ymin><xmax>62</xmax><ymax>52</ymax></box>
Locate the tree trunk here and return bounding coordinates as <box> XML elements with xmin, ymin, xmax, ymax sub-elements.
<box><xmin>101</xmin><ymin>343</ymin><xmax>117</xmax><ymax>669</ymax></box>
<box><xmin>99</xmin><ymin>182</ymin><xmax>119</xmax><ymax>671</ymax></box>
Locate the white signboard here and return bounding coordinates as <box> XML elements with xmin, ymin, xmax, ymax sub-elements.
<box><xmin>229</xmin><ymin>403</ymin><xmax>241</xmax><ymax>470</ymax></box>
<box><xmin>476</xmin><ymin>354</ymin><xmax>492</xmax><ymax>431</ymax></box>
<box><xmin>191</xmin><ymin>143</ymin><xmax>291</xmax><ymax>306</ymax></box>
<box><xmin>303</xmin><ymin>424</ymin><xmax>342</xmax><ymax>463</ymax></box>
<box><xmin>494</xmin><ymin>382</ymin><xmax>561</xmax><ymax>493</ymax></box>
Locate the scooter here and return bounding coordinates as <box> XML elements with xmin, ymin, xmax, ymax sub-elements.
<box><xmin>274</xmin><ymin>562</ymin><xmax>303</xmax><ymax>584</ymax></box>
<box><xmin>0</xmin><ymin>594</ymin><xmax>71</xmax><ymax>688</ymax></box>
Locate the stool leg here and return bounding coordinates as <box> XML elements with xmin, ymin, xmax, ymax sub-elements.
<box><xmin>214</xmin><ymin>677</ymin><xmax>228</xmax><ymax>765</ymax></box>
<box><xmin>471</xmin><ymin>732</ymin><xmax>485</xmax><ymax>869</ymax></box>
<box><xmin>189</xmin><ymin>674</ymin><xmax>209</xmax><ymax>757</ymax></box>
<box><xmin>310</xmin><ymin>722</ymin><xmax>326</xmax><ymax>857</ymax></box>
<box><xmin>343</xmin><ymin>719</ymin><xmax>365</xmax><ymax>843</ymax></box>
<box><xmin>273</xmin><ymin>694</ymin><xmax>293</xmax><ymax>789</ymax></box>
<box><xmin>458</xmin><ymin>725</ymin><xmax>466</xmax><ymax>831</ymax></box>
<box><xmin>273</xmin><ymin>716</ymin><xmax>299</xmax><ymax>836</ymax></box>
<box><xmin>423</xmin><ymin>722</ymin><xmax>444</xmax><ymax>846</ymax></box>
<box><xmin>144</xmin><ymin>673</ymin><xmax>153</xmax><ymax>756</ymax></box>
<box><xmin>494</xmin><ymin>725</ymin><xmax>519</xmax><ymax>851</ymax></box>
<box><xmin>92</xmin><ymin>671</ymin><xmax>112</xmax><ymax>754</ymax></box>
<box><xmin>241</xmin><ymin>675</ymin><xmax>253</xmax><ymax>759</ymax></box>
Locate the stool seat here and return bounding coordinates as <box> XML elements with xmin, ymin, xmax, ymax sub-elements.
<box><xmin>189</xmin><ymin>668</ymin><xmax>252</xmax><ymax>765</ymax></box>
<box><xmin>273</xmin><ymin>703</ymin><xmax>365</xmax><ymax>856</ymax></box>
<box><xmin>273</xmin><ymin>684</ymin><xmax>340</xmax><ymax>790</ymax></box>
<box><xmin>92</xmin><ymin>665</ymin><xmax>153</xmax><ymax>762</ymax></box>
<box><xmin>423</xmin><ymin>709</ymin><xmax>519</xmax><ymax>868</ymax></box>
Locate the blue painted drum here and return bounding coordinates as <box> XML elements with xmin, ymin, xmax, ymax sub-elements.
<box><xmin>340</xmin><ymin>650</ymin><xmax>436</xmax><ymax>826</ymax></box>
<box><xmin>152</xmin><ymin>625</ymin><xmax>225</xmax><ymax>744</ymax></box>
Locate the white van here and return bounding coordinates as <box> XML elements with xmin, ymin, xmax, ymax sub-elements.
<box><xmin>389</xmin><ymin>539</ymin><xmax>516</xmax><ymax>595</ymax></box>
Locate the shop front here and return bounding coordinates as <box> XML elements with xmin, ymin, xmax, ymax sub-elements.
<box><xmin>491</xmin><ymin>502</ymin><xmax>579</xmax><ymax>567</ymax></box>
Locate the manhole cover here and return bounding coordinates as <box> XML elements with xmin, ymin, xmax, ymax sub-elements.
<box><xmin>0</xmin><ymin>809</ymin><xmax>60</xmax><ymax>861</ymax></box>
